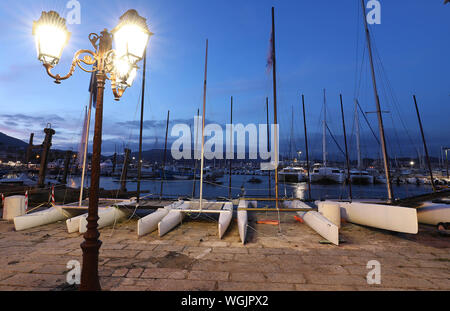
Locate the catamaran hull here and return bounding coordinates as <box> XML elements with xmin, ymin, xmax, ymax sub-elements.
<box><xmin>237</xmin><ymin>200</ymin><xmax>257</xmax><ymax>244</ymax></box>
<box><xmin>417</xmin><ymin>202</ymin><xmax>450</xmax><ymax>226</ymax></box>
<box><xmin>218</xmin><ymin>203</ymin><xmax>233</xmax><ymax>239</ymax></box>
<box><xmin>79</xmin><ymin>207</ymin><xmax>128</xmax><ymax>234</ymax></box>
<box><xmin>321</xmin><ymin>201</ymin><xmax>418</xmax><ymax>234</ymax></box>
<box><xmin>158</xmin><ymin>210</ymin><xmax>184</xmax><ymax>237</ymax></box>
<box><xmin>298</xmin><ymin>211</ymin><xmax>339</xmax><ymax>245</ymax></box>
<box><xmin>14</xmin><ymin>207</ymin><xmax>76</xmax><ymax>231</ymax></box>
<box><xmin>137</xmin><ymin>201</ymin><xmax>185</xmax><ymax>237</ymax></box>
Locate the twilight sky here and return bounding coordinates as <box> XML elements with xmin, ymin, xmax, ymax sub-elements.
<box><xmin>0</xmin><ymin>0</ymin><xmax>448</xmax><ymax>161</ymax></box>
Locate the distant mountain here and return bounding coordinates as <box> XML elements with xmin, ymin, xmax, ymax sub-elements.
<box><xmin>0</xmin><ymin>132</ymin><xmax>27</xmax><ymax>149</ymax></box>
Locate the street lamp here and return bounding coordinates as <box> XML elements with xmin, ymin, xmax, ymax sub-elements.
<box><xmin>33</xmin><ymin>9</ymin><xmax>152</xmax><ymax>291</ymax></box>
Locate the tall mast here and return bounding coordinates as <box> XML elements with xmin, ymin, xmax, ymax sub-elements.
<box><xmin>192</xmin><ymin>108</ymin><xmax>200</xmax><ymax>197</ymax></box>
<box><xmin>228</xmin><ymin>96</ymin><xmax>233</xmax><ymax>199</ymax></box>
<box><xmin>199</xmin><ymin>39</ymin><xmax>208</xmax><ymax>210</ymax></box>
<box><xmin>355</xmin><ymin>99</ymin><xmax>362</xmax><ymax>170</ymax></box>
<box><xmin>302</xmin><ymin>94</ymin><xmax>312</xmax><ymax>200</ymax></box>
<box><xmin>136</xmin><ymin>50</ymin><xmax>147</xmax><ymax>204</ymax></box>
<box><xmin>290</xmin><ymin>105</ymin><xmax>294</xmax><ymax>160</ymax></box>
<box><xmin>413</xmin><ymin>95</ymin><xmax>436</xmax><ymax>192</ymax></box>
<box><xmin>79</xmin><ymin>100</ymin><xmax>92</xmax><ymax>206</ymax></box>
<box><xmin>160</xmin><ymin>110</ymin><xmax>170</xmax><ymax>199</ymax></box>
<box><xmin>340</xmin><ymin>94</ymin><xmax>352</xmax><ymax>201</ymax></box>
<box><xmin>266</xmin><ymin>97</ymin><xmax>271</xmax><ymax>197</ymax></box>
<box><xmin>323</xmin><ymin>88</ymin><xmax>327</xmax><ymax>167</ymax></box>
<box><xmin>271</xmin><ymin>7</ymin><xmax>279</xmax><ymax>209</ymax></box>
<box><xmin>361</xmin><ymin>0</ymin><xmax>394</xmax><ymax>202</ymax></box>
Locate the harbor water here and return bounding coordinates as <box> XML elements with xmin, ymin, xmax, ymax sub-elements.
<box><xmin>66</xmin><ymin>174</ymin><xmax>434</xmax><ymax>201</ymax></box>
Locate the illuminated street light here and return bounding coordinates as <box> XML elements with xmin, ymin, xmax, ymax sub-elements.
<box><xmin>33</xmin><ymin>9</ymin><xmax>151</xmax><ymax>291</ymax></box>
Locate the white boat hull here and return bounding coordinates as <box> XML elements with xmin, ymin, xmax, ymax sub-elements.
<box><xmin>218</xmin><ymin>202</ymin><xmax>233</xmax><ymax>239</ymax></box>
<box><xmin>417</xmin><ymin>202</ymin><xmax>450</xmax><ymax>226</ymax></box>
<box><xmin>237</xmin><ymin>200</ymin><xmax>257</xmax><ymax>244</ymax></box>
<box><xmin>298</xmin><ymin>211</ymin><xmax>339</xmax><ymax>245</ymax></box>
<box><xmin>321</xmin><ymin>201</ymin><xmax>418</xmax><ymax>234</ymax></box>
<box><xmin>137</xmin><ymin>201</ymin><xmax>184</xmax><ymax>237</ymax></box>
<box><xmin>66</xmin><ymin>214</ymin><xmax>84</xmax><ymax>233</ymax></box>
<box><xmin>14</xmin><ymin>207</ymin><xmax>76</xmax><ymax>231</ymax></box>
<box><xmin>79</xmin><ymin>207</ymin><xmax>128</xmax><ymax>234</ymax></box>
<box><xmin>158</xmin><ymin>209</ymin><xmax>184</xmax><ymax>237</ymax></box>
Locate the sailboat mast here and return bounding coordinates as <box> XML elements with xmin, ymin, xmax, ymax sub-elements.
<box><xmin>340</xmin><ymin>94</ymin><xmax>352</xmax><ymax>201</ymax></box>
<box><xmin>160</xmin><ymin>110</ymin><xmax>170</xmax><ymax>199</ymax></box>
<box><xmin>361</xmin><ymin>0</ymin><xmax>394</xmax><ymax>202</ymax></box>
<box><xmin>79</xmin><ymin>98</ymin><xmax>93</xmax><ymax>206</ymax></box>
<box><xmin>192</xmin><ymin>108</ymin><xmax>200</xmax><ymax>198</ymax></box>
<box><xmin>271</xmin><ymin>7</ymin><xmax>279</xmax><ymax>209</ymax></box>
<box><xmin>302</xmin><ymin>94</ymin><xmax>312</xmax><ymax>200</ymax></box>
<box><xmin>355</xmin><ymin>99</ymin><xmax>362</xmax><ymax>170</ymax></box>
<box><xmin>323</xmin><ymin>89</ymin><xmax>327</xmax><ymax>167</ymax></box>
<box><xmin>413</xmin><ymin>95</ymin><xmax>436</xmax><ymax>192</ymax></box>
<box><xmin>137</xmin><ymin>50</ymin><xmax>147</xmax><ymax>204</ymax></box>
<box><xmin>199</xmin><ymin>39</ymin><xmax>208</xmax><ymax>210</ymax></box>
<box><xmin>266</xmin><ymin>97</ymin><xmax>271</xmax><ymax>197</ymax></box>
<box><xmin>228</xmin><ymin>96</ymin><xmax>233</xmax><ymax>199</ymax></box>
<box><xmin>290</xmin><ymin>106</ymin><xmax>294</xmax><ymax>160</ymax></box>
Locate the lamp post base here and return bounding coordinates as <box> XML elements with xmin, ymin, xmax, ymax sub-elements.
<box><xmin>80</xmin><ymin>239</ymin><xmax>102</xmax><ymax>291</ymax></box>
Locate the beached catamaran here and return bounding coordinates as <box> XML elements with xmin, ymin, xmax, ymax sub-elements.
<box><xmin>315</xmin><ymin>0</ymin><xmax>448</xmax><ymax>235</ymax></box>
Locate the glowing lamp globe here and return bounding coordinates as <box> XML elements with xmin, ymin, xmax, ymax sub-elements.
<box><xmin>114</xmin><ymin>57</ymin><xmax>138</xmax><ymax>88</ymax></box>
<box><xmin>32</xmin><ymin>11</ymin><xmax>71</xmax><ymax>66</ymax></box>
<box><xmin>111</xmin><ymin>9</ymin><xmax>152</xmax><ymax>65</ymax></box>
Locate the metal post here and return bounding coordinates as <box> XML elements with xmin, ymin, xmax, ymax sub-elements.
<box><xmin>80</xmin><ymin>73</ymin><xmax>105</xmax><ymax>292</ymax></box>
<box><xmin>38</xmin><ymin>127</ymin><xmax>55</xmax><ymax>188</ymax></box>
<box><xmin>79</xmin><ymin>29</ymin><xmax>115</xmax><ymax>291</ymax></box>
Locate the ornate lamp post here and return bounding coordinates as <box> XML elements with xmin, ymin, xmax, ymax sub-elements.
<box><xmin>33</xmin><ymin>9</ymin><xmax>152</xmax><ymax>291</ymax></box>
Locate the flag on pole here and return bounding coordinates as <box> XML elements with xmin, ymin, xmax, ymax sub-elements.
<box><xmin>266</xmin><ymin>30</ymin><xmax>274</xmax><ymax>73</ymax></box>
<box><xmin>88</xmin><ymin>64</ymin><xmax>98</xmax><ymax>109</ymax></box>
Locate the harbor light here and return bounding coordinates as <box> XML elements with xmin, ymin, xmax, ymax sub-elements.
<box><xmin>32</xmin><ymin>11</ymin><xmax>71</xmax><ymax>66</ymax></box>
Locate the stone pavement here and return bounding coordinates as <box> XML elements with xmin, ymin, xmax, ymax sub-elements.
<box><xmin>0</xmin><ymin>211</ymin><xmax>448</xmax><ymax>291</ymax></box>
